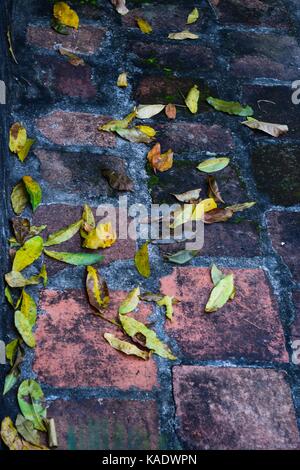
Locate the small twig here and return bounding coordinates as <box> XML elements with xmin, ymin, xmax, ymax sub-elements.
<box><xmin>243</xmin><ymin>318</ymin><xmax>269</xmax><ymax>332</ymax></box>
<box><xmin>7</xmin><ymin>27</ymin><xmax>18</xmax><ymax>64</ymax></box>
<box><xmin>257</xmin><ymin>99</ymin><xmax>276</xmax><ymax>112</ymax></box>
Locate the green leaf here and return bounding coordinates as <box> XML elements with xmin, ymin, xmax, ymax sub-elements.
<box><xmin>17</xmin><ymin>380</ymin><xmax>47</xmax><ymax>432</ymax></box>
<box><xmin>187</xmin><ymin>7</ymin><xmax>199</xmax><ymax>24</ymax></box>
<box><xmin>185</xmin><ymin>85</ymin><xmax>200</xmax><ymax>114</ymax></box>
<box><xmin>6</xmin><ymin>339</ymin><xmax>19</xmax><ymax>366</ymax></box>
<box><xmin>22</xmin><ymin>176</ymin><xmax>42</xmax><ymax>211</ymax></box>
<box><xmin>80</xmin><ymin>204</ymin><xmax>95</xmax><ymax>239</ymax></box>
<box><xmin>100</xmin><ymin>111</ymin><xmax>136</xmax><ymax>132</ymax></box>
<box><xmin>211</xmin><ymin>264</ymin><xmax>226</xmax><ymax>286</ymax></box>
<box><xmin>21</xmin><ymin>290</ymin><xmax>37</xmax><ymax>327</ymax></box>
<box><xmin>5</xmin><ymin>286</ymin><xmax>14</xmax><ymax>307</ymax></box>
<box><xmin>119</xmin><ymin>314</ymin><xmax>176</xmax><ymax>360</ymax></box>
<box><xmin>119</xmin><ymin>287</ymin><xmax>140</xmax><ymax>315</ymax></box>
<box><xmin>39</xmin><ymin>264</ymin><xmax>48</xmax><ymax>287</ymax></box>
<box><xmin>157</xmin><ymin>296</ymin><xmax>174</xmax><ymax>321</ymax></box>
<box><xmin>44</xmin><ymin>219</ymin><xmax>82</xmax><ymax>246</ymax></box>
<box><xmin>135</xmin><ymin>242</ymin><xmax>150</xmax><ymax>278</ymax></box>
<box><xmin>205</xmin><ymin>274</ymin><xmax>235</xmax><ymax>313</ymax></box>
<box><xmin>18</xmin><ymin>139</ymin><xmax>35</xmax><ymax>162</ymax></box>
<box><xmin>197</xmin><ymin>157</ymin><xmax>230</xmax><ymax>173</ymax></box>
<box><xmin>15</xmin><ymin>311</ymin><xmax>35</xmax><ymax>348</ymax></box>
<box><xmin>3</xmin><ymin>369</ymin><xmax>20</xmax><ymax>395</ymax></box>
<box><xmin>115</xmin><ymin>128</ymin><xmax>153</xmax><ymax>144</ymax></box>
<box><xmin>11</xmin><ymin>182</ymin><xmax>28</xmax><ymax>215</ymax></box>
<box><xmin>5</xmin><ymin>271</ymin><xmax>40</xmax><ymax>288</ymax></box>
<box><xmin>206</xmin><ymin>97</ymin><xmax>253</xmax><ymax>117</ymax></box>
<box><xmin>104</xmin><ymin>333</ymin><xmax>149</xmax><ymax>360</ymax></box>
<box><xmin>15</xmin><ymin>414</ymin><xmax>41</xmax><ymax>446</ymax></box>
<box><xmin>12</xmin><ymin>236</ymin><xmax>43</xmax><ymax>272</ymax></box>
<box><xmin>165</xmin><ymin>250</ymin><xmax>198</xmax><ymax>265</ymax></box>
<box><xmin>86</xmin><ymin>266</ymin><xmax>110</xmax><ymax>311</ymax></box>
<box><xmin>44</xmin><ymin>249</ymin><xmax>104</xmax><ymax>266</ymax></box>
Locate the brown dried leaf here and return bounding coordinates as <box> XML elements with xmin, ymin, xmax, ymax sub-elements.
<box><xmin>102</xmin><ymin>168</ymin><xmax>134</xmax><ymax>192</ymax></box>
<box><xmin>207</xmin><ymin>176</ymin><xmax>224</xmax><ymax>204</ymax></box>
<box><xmin>147</xmin><ymin>143</ymin><xmax>173</xmax><ymax>173</ymax></box>
<box><xmin>165</xmin><ymin>103</ymin><xmax>176</xmax><ymax>119</ymax></box>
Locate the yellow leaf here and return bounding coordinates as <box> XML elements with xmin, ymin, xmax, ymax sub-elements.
<box><xmin>192</xmin><ymin>198</ymin><xmax>217</xmax><ymax>220</ymax></box>
<box><xmin>136</xmin><ymin>17</ymin><xmax>152</xmax><ymax>34</ymax></box>
<box><xmin>11</xmin><ymin>182</ymin><xmax>28</xmax><ymax>215</ymax></box>
<box><xmin>157</xmin><ymin>296</ymin><xmax>174</xmax><ymax>321</ymax></box>
<box><xmin>9</xmin><ymin>123</ymin><xmax>27</xmax><ymax>153</ymax></box>
<box><xmin>12</xmin><ymin>236</ymin><xmax>44</xmax><ymax>272</ymax></box>
<box><xmin>99</xmin><ymin>111</ymin><xmax>136</xmax><ymax>132</ymax></box>
<box><xmin>86</xmin><ymin>266</ymin><xmax>110</xmax><ymax>311</ymax></box>
<box><xmin>104</xmin><ymin>333</ymin><xmax>149</xmax><ymax>360</ymax></box>
<box><xmin>80</xmin><ymin>204</ymin><xmax>95</xmax><ymax>239</ymax></box>
<box><xmin>22</xmin><ymin>176</ymin><xmax>42</xmax><ymax>211</ymax></box>
<box><xmin>17</xmin><ymin>139</ymin><xmax>35</xmax><ymax>162</ymax></box>
<box><xmin>187</xmin><ymin>8</ymin><xmax>199</xmax><ymax>24</ymax></box>
<box><xmin>168</xmin><ymin>30</ymin><xmax>199</xmax><ymax>40</ymax></box>
<box><xmin>136</xmin><ymin>104</ymin><xmax>165</xmax><ymax>119</ymax></box>
<box><xmin>205</xmin><ymin>274</ymin><xmax>235</xmax><ymax>313</ymax></box>
<box><xmin>136</xmin><ymin>125</ymin><xmax>156</xmax><ymax>137</ymax></box>
<box><xmin>119</xmin><ymin>287</ymin><xmax>140</xmax><ymax>314</ymax></box>
<box><xmin>117</xmin><ymin>72</ymin><xmax>128</xmax><ymax>87</ymax></box>
<box><xmin>147</xmin><ymin>143</ymin><xmax>173</xmax><ymax>173</ymax></box>
<box><xmin>185</xmin><ymin>85</ymin><xmax>200</xmax><ymax>114</ymax></box>
<box><xmin>53</xmin><ymin>2</ymin><xmax>79</xmax><ymax>29</ymax></box>
<box><xmin>83</xmin><ymin>222</ymin><xmax>117</xmax><ymax>249</ymax></box>
<box><xmin>135</xmin><ymin>242</ymin><xmax>150</xmax><ymax>278</ymax></box>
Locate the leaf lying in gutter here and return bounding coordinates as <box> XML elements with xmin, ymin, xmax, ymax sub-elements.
<box><xmin>44</xmin><ymin>219</ymin><xmax>82</xmax><ymax>246</ymax></box>
<box><xmin>11</xmin><ymin>182</ymin><xmax>28</xmax><ymax>215</ymax></box>
<box><xmin>157</xmin><ymin>295</ymin><xmax>174</xmax><ymax>321</ymax></box>
<box><xmin>117</xmin><ymin>72</ymin><xmax>128</xmax><ymax>87</ymax></box>
<box><xmin>3</xmin><ymin>347</ymin><xmax>23</xmax><ymax>396</ymax></box>
<box><xmin>185</xmin><ymin>85</ymin><xmax>200</xmax><ymax>114</ymax></box>
<box><xmin>12</xmin><ymin>236</ymin><xmax>43</xmax><ymax>272</ymax></box>
<box><xmin>207</xmin><ymin>175</ymin><xmax>224</xmax><ymax>203</ymax></box>
<box><xmin>116</xmin><ymin>128</ymin><xmax>153</xmax><ymax>143</ymax></box>
<box><xmin>22</xmin><ymin>176</ymin><xmax>42</xmax><ymax>211</ymax></box>
<box><xmin>211</xmin><ymin>264</ymin><xmax>226</xmax><ymax>286</ymax></box>
<box><xmin>14</xmin><ymin>290</ymin><xmax>37</xmax><ymax>348</ymax></box>
<box><xmin>80</xmin><ymin>204</ymin><xmax>95</xmax><ymax>239</ymax></box>
<box><xmin>15</xmin><ymin>414</ymin><xmax>41</xmax><ymax>447</ymax></box>
<box><xmin>111</xmin><ymin>0</ymin><xmax>129</xmax><ymax>15</ymax></box>
<box><xmin>119</xmin><ymin>287</ymin><xmax>140</xmax><ymax>314</ymax></box>
<box><xmin>187</xmin><ymin>7</ymin><xmax>199</xmax><ymax>24</ymax></box>
<box><xmin>205</xmin><ymin>273</ymin><xmax>235</xmax><ymax>313</ymax></box>
<box><xmin>192</xmin><ymin>198</ymin><xmax>218</xmax><ymax>221</ymax></box>
<box><xmin>86</xmin><ymin>266</ymin><xmax>110</xmax><ymax>312</ymax></box>
<box><xmin>44</xmin><ymin>249</ymin><xmax>104</xmax><ymax>266</ymax></box>
<box><xmin>102</xmin><ymin>168</ymin><xmax>134</xmax><ymax>192</ymax></box>
<box><xmin>165</xmin><ymin>103</ymin><xmax>176</xmax><ymax>119</ymax></box>
<box><xmin>82</xmin><ymin>222</ymin><xmax>117</xmax><ymax>249</ymax></box>
<box><xmin>18</xmin><ymin>380</ymin><xmax>47</xmax><ymax>432</ymax></box>
<box><xmin>58</xmin><ymin>47</ymin><xmax>84</xmax><ymax>66</ymax></box>
<box><xmin>0</xmin><ymin>417</ymin><xmax>47</xmax><ymax>450</ymax></box>
<box><xmin>6</xmin><ymin>339</ymin><xmax>19</xmax><ymax>366</ymax></box>
<box><xmin>119</xmin><ymin>315</ymin><xmax>176</xmax><ymax>360</ymax></box>
<box><xmin>53</xmin><ymin>2</ymin><xmax>79</xmax><ymax>29</ymax></box>
<box><xmin>147</xmin><ymin>143</ymin><xmax>173</xmax><ymax>173</ymax></box>
<box><xmin>168</xmin><ymin>30</ymin><xmax>199</xmax><ymax>40</ymax></box>
<box><xmin>165</xmin><ymin>249</ymin><xmax>199</xmax><ymax>265</ymax></box>
<box><xmin>136</xmin><ymin>104</ymin><xmax>165</xmax><ymax>119</ymax></box>
<box><xmin>241</xmin><ymin>117</ymin><xmax>288</xmax><ymax>137</ymax></box>
<box><xmin>136</xmin><ymin>17</ymin><xmax>152</xmax><ymax>34</ymax></box>
<box><xmin>172</xmin><ymin>188</ymin><xmax>201</xmax><ymax>203</ymax></box>
<box><xmin>100</xmin><ymin>111</ymin><xmax>136</xmax><ymax>132</ymax></box>
<box><xmin>207</xmin><ymin>97</ymin><xmax>253</xmax><ymax>117</ymax></box>
<box><xmin>135</xmin><ymin>242</ymin><xmax>150</xmax><ymax>278</ymax></box>
<box><xmin>197</xmin><ymin>157</ymin><xmax>230</xmax><ymax>173</ymax></box>
<box><xmin>104</xmin><ymin>333</ymin><xmax>149</xmax><ymax>360</ymax></box>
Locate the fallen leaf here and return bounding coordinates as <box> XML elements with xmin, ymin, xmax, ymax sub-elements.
<box><xmin>7</xmin><ymin>27</ymin><xmax>18</xmax><ymax>64</ymax></box>
<box><xmin>119</xmin><ymin>315</ymin><xmax>176</xmax><ymax>360</ymax></box>
<box><xmin>9</xmin><ymin>123</ymin><xmax>26</xmax><ymax>153</ymax></box>
<box><xmin>192</xmin><ymin>198</ymin><xmax>218</xmax><ymax>220</ymax></box>
<box><xmin>165</xmin><ymin>249</ymin><xmax>198</xmax><ymax>264</ymax></box>
<box><xmin>5</xmin><ymin>271</ymin><xmax>40</xmax><ymax>288</ymax></box>
<box><xmin>211</xmin><ymin>264</ymin><xmax>226</xmax><ymax>286</ymax></box>
<box><xmin>165</xmin><ymin>103</ymin><xmax>176</xmax><ymax>119</ymax></box>
<box><xmin>51</xmin><ymin>18</ymin><xmax>70</xmax><ymax>35</ymax></box>
<box><xmin>86</xmin><ymin>266</ymin><xmax>110</xmax><ymax>312</ymax></box>
<box><xmin>226</xmin><ymin>202</ymin><xmax>256</xmax><ymax>212</ymax></box>
<box><xmin>204</xmin><ymin>208</ymin><xmax>234</xmax><ymax>224</ymax></box>
<box><xmin>15</xmin><ymin>414</ymin><xmax>41</xmax><ymax>447</ymax></box>
<box><xmin>111</xmin><ymin>0</ymin><xmax>129</xmax><ymax>15</ymax></box>
<box><xmin>22</xmin><ymin>176</ymin><xmax>42</xmax><ymax>211</ymax></box>
<box><xmin>15</xmin><ymin>290</ymin><xmax>37</xmax><ymax>348</ymax></box>
<box><xmin>136</xmin><ymin>104</ymin><xmax>165</xmax><ymax>119</ymax></box>
<box><xmin>5</xmin><ymin>339</ymin><xmax>19</xmax><ymax>366</ymax></box>
<box><xmin>3</xmin><ymin>347</ymin><xmax>23</xmax><ymax>396</ymax></box>
<box><xmin>168</xmin><ymin>30</ymin><xmax>199</xmax><ymax>40</ymax></box>
<box><xmin>136</xmin><ymin>17</ymin><xmax>152</xmax><ymax>34</ymax></box>
<box><xmin>104</xmin><ymin>333</ymin><xmax>149</xmax><ymax>360</ymax></box>
<box><xmin>241</xmin><ymin>117</ymin><xmax>288</xmax><ymax>137</ymax></box>
<box><xmin>157</xmin><ymin>295</ymin><xmax>174</xmax><ymax>320</ymax></box>
<box><xmin>207</xmin><ymin>96</ymin><xmax>253</xmax><ymax>116</ymax></box>
<box><xmin>147</xmin><ymin>143</ymin><xmax>173</xmax><ymax>172</ymax></box>
<box><xmin>117</xmin><ymin>72</ymin><xmax>128</xmax><ymax>87</ymax></box>
<box><xmin>80</xmin><ymin>204</ymin><xmax>95</xmax><ymax>239</ymax></box>
<box><xmin>12</xmin><ymin>217</ymin><xmax>30</xmax><ymax>245</ymax></box>
<box><xmin>44</xmin><ymin>219</ymin><xmax>82</xmax><ymax>246</ymax></box>
<box><xmin>139</xmin><ymin>292</ymin><xmax>164</xmax><ymax>302</ymax></box>
<box><xmin>0</xmin><ymin>417</ymin><xmax>47</xmax><ymax>450</ymax></box>
<box><xmin>5</xmin><ymin>286</ymin><xmax>15</xmax><ymax>307</ymax></box>
<box><xmin>172</xmin><ymin>188</ymin><xmax>201</xmax><ymax>203</ymax></box>
<box><xmin>185</xmin><ymin>85</ymin><xmax>200</xmax><ymax>114</ymax></box>
<box><xmin>11</xmin><ymin>182</ymin><xmax>28</xmax><ymax>215</ymax></box>
<box><xmin>17</xmin><ymin>380</ymin><xmax>47</xmax><ymax>431</ymax></box>
<box><xmin>12</xmin><ymin>236</ymin><xmax>43</xmax><ymax>272</ymax></box>
<box><xmin>100</xmin><ymin>111</ymin><xmax>136</xmax><ymax>132</ymax></box>
<box><xmin>170</xmin><ymin>204</ymin><xmax>194</xmax><ymax>229</ymax></box>
<box><xmin>39</xmin><ymin>264</ymin><xmax>48</xmax><ymax>287</ymax></box>
<box><xmin>44</xmin><ymin>250</ymin><xmax>104</xmax><ymax>266</ymax></box>
<box><xmin>205</xmin><ymin>274</ymin><xmax>235</xmax><ymax>312</ymax></box>
<box><xmin>116</xmin><ymin>128</ymin><xmax>153</xmax><ymax>143</ymax></box>
<box><xmin>119</xmin><ymin>287</ymin><xmax>140</xmax><ymax>314</ymax></box>
<box><xmin>187</xmin><ymin>7</ymin><xmax>199</xmax><ymax>24</ymax></box>
<box><xmin>83</xmin><ymin>222</ymin><xmax>117</xmax><ymax>249</ymax></box>
<box><xmin>135</xmin><ymin>242</ymin><xmax>150</xmax><ymax>278</ymax></box>
<box><xmin>135</xmin><ymin>125</ymin><xmax>156</xmax><ymax>138</ymax></box>
<box><xmin>102</xmin><ymin>168</ymin><xmax>134</xmax><ymax>191</ymax></box>
<box><xmin>58</xmin><ymin>47</ymin><xmax>84</xmax><ymax>66</ymax></box>
<box><xmin>207</xmin><ymin>175</ymin><xmax>224</xmax><ymax>203</ymax></box>
<box><xmin>53</xmin><ymin>2</ymin><xmax>79</xmax><ymax>29</ymax></box>
<box><xmin>197</xmin><ymin>157</ymin><xmax>230</xmax><ymax>173</ymax></box>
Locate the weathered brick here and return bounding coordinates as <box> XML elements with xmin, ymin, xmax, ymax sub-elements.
<box><xmin>241</xmin><ymin>85</ymin><xmax>300</xmax><ymax>138</ymax></box>
<box><xmin>34</xmin><ymin>289</ymin><xmax>157</xmax><ymax>389</ymax></box>
<box><xmin>131</xmin><ymin>41</ymin><xmax>215</xmax><ymax>73</ymax></box>
<box><xmin>47</xmin><ymin>399</ymin><xmax>160</xmax><ymax>450</ymax></box>
<box><xmin>160</xmin><ymin>267</ymin><xmax>288</xmax><ymax>362</ymax></box>
<box><xmin>224</xmin><ymin>32</ymin><xmax>300</xmax><ymax>80</ymax></box>
<box><xmin>267</xmin><ymin>212</ymin><xmax>300</xmax><ymax>282</ymax></box>
<box><xmin>26</xmin><ymin>25</ymin><xmax>106</xmax><ymax>55</ymax></box>
<box><xmin>36</xmin><ymin>111</ymin><xmax>115</xmax><ymax>147</ymax></box>
<box><xmin>208</xmin><ymin>0</ymin><xmax>293</xmax><ymax>29</ymax></box>
<box><xmin>32</xmin><ymin>204</ymin><xmax>136</xmax><ymax>275</ymax></box>
<box><xmin>173</xmin><ymin>366</ymin><xmax>300</xmax><ymax>449</ymax></box>
<box><xmin>154</xmin><ymin>122</ymin><xmax>234</xmax><ymax>154</ymax></box>
<box><xmin>252</xmin><ymin>146</ymin><xmax>300</xmax><ymax>206</ymax></box>
<box><xmin>34</xmin><ymin>149</ymin><xmax>130</xmax><ymax>199</ymax></box>
<box><xmin>37</xmin><ymin>57</ymin><xmax>97</xmax><ymax>99</ymax></box>
<box><xmin>292</xmin><ymin>291</ymin><xmax>300</xmax><ymax>340</ymax></box>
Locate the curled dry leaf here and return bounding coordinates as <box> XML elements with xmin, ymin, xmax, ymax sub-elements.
<box><xmin>59</xmin><ymin>47</ymin><xmax>84</xmax><ymax>66</ymax></box>
<box><xmin>117</xmin><ymin>72</ymin><xmax>128</xmax><ymax>87</ymax></box>
<box><xmin>44</xmin><ymin>219</ymin><xmax>82</xmax><ymax>247</ymax></box>
<box><xmin>136</xmin><ymin>104</ymin><xmax>165</xmax><ymax>119</ymax></box>
<box><xmin>100</xmin><ymin>111</ymin><xmax>136</xmax><ymax>132</ymax></box>
<box><xmin>136</xmin><ymin>17</ymin><xmax>152</xmax><ymax>34</ymax></box>
<box><xmin>241</xmin><ymin>117</ymin><xmax>288</xmax><ymax>137</ymax></box>
<box><xmin>53</xmin><ymin>2</ymin><xmax>79</xmax><ymax>29</ymax></box>
<box><xmin>135</xmin><ymin>242</ymin><xmax>150</xmax><ymax>278</ymax></box>
<box><xmin>12</xmin><ymin>236</ymin><xmax>43</xmax><ymax>272</ymax></box>
<box><xmin>22</xmin><ymin>176</ymin><xmax>42</xmax><ymax>212</ymax></box>
<box><xmin>187</xmin><ymin>7</ymin><xmax>199</xmax><ymax>24</ymax></box>
<box><xmin>86</xmin><ymin>265</ymin><xmax>110</xmax><ymax>312</ymax></box>
<box><xmin>185</xmin><ymin>85</ymin><xmax>200</xmax><ymax>114</ymax></box>
<box><xmin>147</xmin><ymin>143</ymin><xmax>173</xmax><ymax>173</ymax></box>
<box><xmin>172</xmin><ymin>188</ymin><xmax>201</xmax><ymax>203</ymax></box>
<box><xmin>207</xmin><ymin>175</ymin><xmax>224</xmax><ymax>203</ymax></box>
<box><xmin>119</xmin><ymin>287</ymin><xmax>140</xmax><ymax>315</ymax></box>
<box><xmin>82</xmin><ymin>222</ymin><xmax>117</xmax><ymax>249</ymax></box>
<box><xmin>157</xmin><ymin>295</ymin><xmax>174</xmax><ymax>321</ymax></box>
<box><xmin>44</xmin><ymin>249</ymin><xmax>104</xmax><ymax>266</ymax></box>
<box><xmin>168</xmin><ymin>30</ymin><xmax>199</xmax><ymax>40</ymax></box>
<box><xmin>204</xmin><ymin>207</ymin><xmax>234</xmax><ymax>224</ymax></box>
<box><xmin>12</xmin><ymin>217</ymin><xmax>30</xmax><ymax>245</ymax></box>
<box><xmin>165</xmin><ymin>103</ymin><xmax>176</xmax><ymax>119</ymax></box>
<box><xmin>205</xmin><ymin>273</ymin><xmax>235</xmax><ymax>313</ymax></box>
<box><xmin>102</xmin><ymin>168</ymin><xmax>134</xmax><ymax>192</ymax></box>
<box><xmin>197</xmin><ymin>157</ymin><xmax>230</xmax><ymax>173</ymax></box>
<box><xmin>207</xmin><ymin>97</ymin><xmax>253</xmax><ymax>117</ymax></box>
<box><xmin>111</xmin><ymin>0</ymin><xmax>129</xmax><ymax>15</ymax></box>
<box><xmin>104</xmin><ymin>333</ymin><xmax>149</xmax><ymax>360</ymax></box>
<box><xmin>116</xmin><ymin>128</ymin><xmax>153</xmax><ymax>144</ymax></box>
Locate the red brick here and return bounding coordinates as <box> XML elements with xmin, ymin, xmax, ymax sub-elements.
<box><xmin>47</xmin><ymin>399</ymin><xmax>160</xmax><ymax>450</ymax></box>
<box><xmin>26</xmin><ymin>25</ymin><xmax>106</xmax><ymax>55</ymax></box>
<box><xmin>34</xmin><ymin>289</ymin><xmax>157</xmax><ymax>389</ymax></box>
<box><xmin>173</xmin><ymin>366</ymin><xmax>300</xmax><ymax>449</ymax></box>
<box><xmin>292</xmin><ymin>291</ymin><xmax>300</xmax><ymax>340</ymax></box>
<box><xmin>160</xmin><ymin>267</ymin><xmax>288</xmax><ymax>362</ymax></box>
<box><xmin>267</xmin><ymin>212</ymin><xmax>300</xmax><ymax>282</ymax></box>
<box><xmin>36</xmin><ymin>111</ymin><xmax>115</xmax><ymax>147</ymax></box>
<box><xmin>32</xmin><ymin>204</ymin><xmax>136</xmax><ymax>276</ymax></box>
<box><xmin>155</xmin><ymin>122</ymin><xmax>234</xmax><ymax>154</ymax></box>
